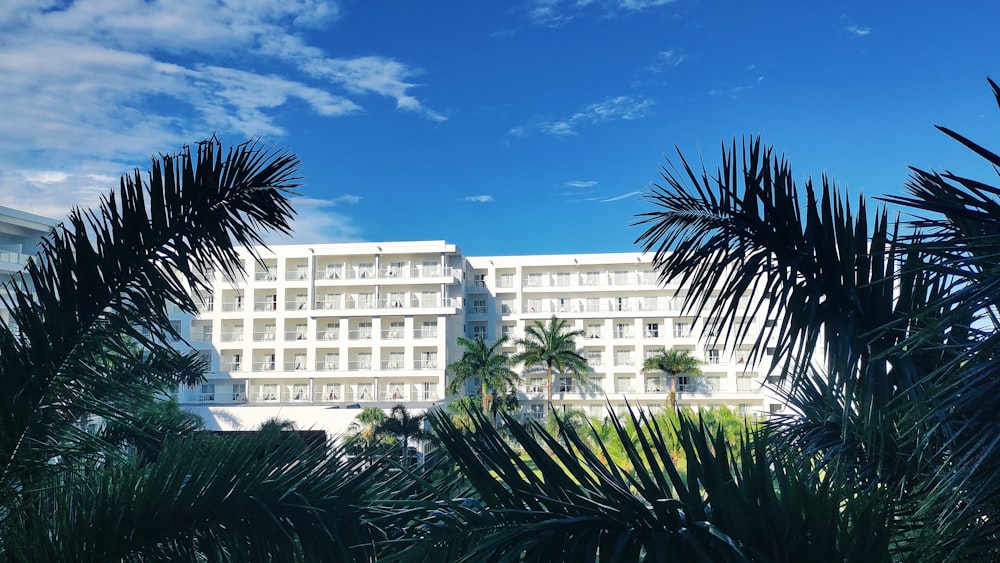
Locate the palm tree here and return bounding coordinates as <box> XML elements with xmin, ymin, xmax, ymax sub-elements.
<box><xmin>446</xmin><ymin>335</ymin><xmax>520</xmax><ymax>426</ymax></box>
<box><xmin>629</xmin><ymin>79</ymin><xmax>1000</xmax><ymax>560</ymax></box>
<box><xmin>0</xmin><ymin>138</ymin><xmax>402</xmax><ymax>561</ymax></box>
<box><xmin>344</xmin><ymin>406</ymin><xmax>387</xmax><ymax>452</ymax></box>
<box><xmin>641</xmin><ymin>348</ymin><xmax>702</xmax><ymax>409</ymax></box>
<box><xmin>377</xmin><ymin>404</ymin><xmax>432</xmax><ymax>467</ymax></box>
<box><xmin>514</xmin><ymin>315</ymin><xmax>589</xmax><ymax>417</ymax></box>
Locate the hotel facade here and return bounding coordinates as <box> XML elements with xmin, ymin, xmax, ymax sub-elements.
<box><xmin>170</xmin><ymin>241</ymin><xmax>784</xmax><ymax>438</ymax></box>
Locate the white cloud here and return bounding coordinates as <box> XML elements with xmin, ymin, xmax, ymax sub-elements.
<box><xmin>265</xmin><ymin>196</ymin><xmax>364</xmax><ymax>245</ymax></box>
<box><xmin>464</xmin><ymin>195</ymin><xmax>495</xmax><ymax>203</ymax></box>
<box><xmin>565</xmin><ymin>180</ymin><xmax>598</xmax><ymax>188</ymax></box>
<box><xmin>653</xmin><ymin>49</ymin><xmax>686</xmax><ymax>69</ymax></box>
<box><xmin>511</xmin><ymin>95</ymin><xmax>654</xmax><ymax>137</ymax></box>
<box><xmin>525</xmin><ymin>0</ymin><xmax>674</xmax><ymax>25</ymax></box>
<box><xmin>0</xmin><ymin>1</ymin><xmax>443</xmax><ymax>223</ymax></box>
<box><xmin>599</xmin><ymin>190</ymin><xmax>642</xmax><ymax>202</ymax></box>
<box><xmin>846</xmin><ymin>25</ymin><xmax>871</xmax><ymax>36</ymax></box>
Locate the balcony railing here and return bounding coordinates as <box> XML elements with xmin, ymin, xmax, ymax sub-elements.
<box><xmin>380</xmin><ymin>361</ymin><xmax>404</xmax><ymax>370</ymax></box>
<box><xmin>220</xmin><ymin>302</ymin><xmax>244</xmax><ymax>312</ymax></box>
<box><xmin>254</xmin><ymin>271</ymin><xmax>277</xmax><ymax>281</ymax></box>
<box><xmin>252</xmin><ymin>331</ymin><xmax>277</xmax><ymax>342</ymax></box>
<box><xmin>316</xmin><ymin>360</ymin><xmax>340</xmax><ymax>371</ymax></box>
<box><xmin>413</xmin><ymin>359</ymin><xmax>438</xmax><ymax>370</ymax></box>
<box><xmin>220</xmin><ymin>331</ymin><xmax>244</xmax><ymax>342</ymax></box>
<box><xmin>381</xmin><ymin>329</ymin><xmax>404</xmax><ymax>340</ymax></box>
<box><xmin>254</xmin><ymin>301</ymin><xmax>277</xmax><ymax>312</ymax></box>
<box><xmin>413</xmin><ymin>328</ymin><xmax>437</xmax><ymax>339</ymax></box>
<box><xmin>348</xmin><ymin>329</ymin><xmax>373</xmax><ymax>340</ymax></box>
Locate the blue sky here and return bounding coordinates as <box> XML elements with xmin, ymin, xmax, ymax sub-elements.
<box><xmin>0</xmin><ymin>1</ymin><xmax>997</xmax><ymax>256</ymax></box>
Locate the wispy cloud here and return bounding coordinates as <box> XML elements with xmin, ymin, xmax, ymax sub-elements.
<box><xmin>464</xmin><ymin>195</ymin><xmax>495</xmax><ymax>203</ymax></box>
<box><xmin>565</xmin><ymin>180</ymin><xmax>598</xmax><ymax>188</ymax></box>
<box><xmin>525</xmin><ymin>0</ymin><xmax>675</xmax><ymax>26</ymax></box>
<box><xmin>0</xmin><ymin>0</ymin><xmax>443</xmax><ymax>220</ymax></box>
<box><xmin>709</xmin><ymin>76</ymin><xmax>766</xmax><ymax>99</ymax></box>
<box><xmin>599</xmin><ymin>191</ymin><xmax>642</xmax><ymax>203</ymax></box>
<box><xmin>845</xmin><ymin>25</ymin><xmax>871</xmax><ymax>37</ymax></box>
<box><xmin>510</xmin><ymin>96</ymin><xmax>654</xmax><ymax>137</ymax></box>
<box><xmin>648</xmin><ymin>48</ymin><xmax>687</xmax><ymax>72</ymax></box>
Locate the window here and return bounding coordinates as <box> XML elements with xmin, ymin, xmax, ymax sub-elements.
<box><xmin>527</xmin><ymin>272</ymin><xmax>542</xmax><ymax>287</ymax></box>
<box><xmin>387</xmin><ymin>321</ymin><xmax>405</xmax><ymax>339</ymax></box>
<box><xmin>584</xmin><ymin>271</ymin><xmax>600</xmax><ymax>286</ymax></box>
<box><xmin>323</xmin><ymin>293</ymin><xmax>342</xmax><ymax>309</ymax></box>
<box><xmin>387</xmin><ymin>352</ymin><xmax>404</xmax><ymax>369</ymax></box>
<box><xmin>325</xmin><ymin>263</ymin><xmax>342</xmax><ymax>279</ymax></box>
<box><xmin>646</xmin><ymin>377</ymin><xmax>663</xmax><ymax>393</ymax></box>
<box><xmin>556</xmin><ymin>272</ymin><xmax>571</xmax><ymax>287</ymax></box>
<box><xmin>613</xmin><ymin>270</ymin><xmax>628</xmax><ymax>285</ymax></box>
<box><xmin>262</xmin><ymin>324</ymin><xmax>276</xmax><ymax>341</ymax></box>
<box><xmin>356</xmin><ymin>292</ymin><xmax>374</xmax><ymax>308</ymax></box>
<box><xmin>230</xmin><ymin>353</ymin><xmax>241</xmax><ymax>372</ymax></box>
<box><xmin>497</xmin><ymin>273</ymin><xmax>514</xmax><ymax>288</ymax></box>
<box><xmin>200</xmin><ymin>383</ymin><xmax>215</xmax><ymax>401</ymax></box>
<box><xmin>294</xmin><ymin>323</ymin><xmax>307</xmax><ymax>340</ymax></box>
<box><xmin>585</xmin><ymin>349</ymin><xmax>603</xmax><ymax>365</ymax></box>
<box><xmin>422</xmin><ymin>261</ymin><xmax>440</xmax><ymax>277</ymax></box>
<box><xmin>615</xmin><ymin>323</ymin><xmax>630</xmax><ymax>338</ymax></box>
<box><xmin>422</xmin><ymin>382</ymin><xmax>438</xmax><ymax>400</ymax></box>
<box><xmin>195</xmin><ymin>350</ymin><xmax>213</xmax><ymax>372</ymax></box>
<box><xmin>473</xmin><ymin>273</ymin><xmax>486</xmax><ymax>288</ymax></box>
<box><xmin>261</xmin><ymin>354</ymin><xmax>275</xmax><ymax>371</ymax></box>
<box><xmin>528</xmin><ymin>378</ymin><xmax>545</xmax><ymax>393</ymax></box>
<box><xmin>232</xmin><ymin>383</ymin><xmax>246</xmax><ymax>402</ymax></box>
<box><xmin>674</xmin><ymin>322</ymin><xmax>690</xmax><ymax>338</ymax></box>
<box><xmin>499</xmin><ymin>298</ymin><xmax>515</xmax><ymax>314</ymax></box>
<box><xmin>295</xmin><ymin>264</ymin><xmax>308</xmax><ymax>280</ymax></box>
<box><xmin>644</xmin><ymin>297</ymin><xmax>658</xmax><ymax>311</ymax></box>
<box><xmin>616</xmin><ymin>297</ymin><xmax>627</xmax><ymax>311</ymax></box>
<box><xmin>324</xmin><ymin>322</ymin><xmax>339</xmax><ymax>340</ymax></box>
<box><xmin>291</xmin><ymin>383</ymin><xmax>307</xmax><ymax>400</ymax></box>
<box><xmin>472</xmin><ymin>298</ymin><xmax>487</xmax><ymax>314</ymax></box>
<box><xmin>471</xmin><ymin>324</ymin><xmax>488</xmax><ymax>340</ymax></box>
<box><xmin>707</xmin><ymin>349</ymin><xmax>721</xmax><ymax>365</ymax></box>
<box><xmin>614</xmin><ymin>377</ymin><xmax>634</xmax><ymax>393</ymax></box>
<box><xmin>614</xmin><ymin>349</ymin><xmax>634</xmax><ymax>366</ymax></box>
<box><xmin>420</xmin><ymin>291</ymin><xmax>437</xmax><ymax>307</ymax></box>
<box><xmin>557</xmin><ymin>297</ymin><xmax>570</xmax><ymax>312</ymax></box>
<box><xmin>585</xmin><ymin>297</ymin><xmax>600</xmax><ymax>312</ymax></box>
<box><xmin>169</xmin><ymin>320</ymin><xmax>182</xmax><ymax>341</ymax></box>
<box><xmin>388</xmin><ymin>261</ymin><xmax>404</xmax><ymax>277</ymax></box>
<box><xmin>645</xmin><ymin>323</ymin><xmax>659</xmax><ymax>338</ymax></box>
<box><xmin>260</xmin><ymin>384</ymin><xmax>278</xmax><ymax>401</ymax></box>
<box><xmin>357</xmin><ymin>383</ymin><xmax>373</xmax><ymax>400</ymax></box>
<box><xmin>387</xmin><ymin>382</ymin><xmax>405</xmax><ymax>400</ymax></box>
<box><xmin>586</xmin><ymin>323</ymin><xmax>603</xmax><ymax>339</ymax></box>
<box><xmin>294</xmin><ymin>294</ymin><xmax>307</xmax><ymax>310</ymax></box>
<box><xmin>293</xmin><ymin>353</ymin><xmax>306</xmax><ymax>370</ymax></box>
<box><xmin>358</xmin><ymin>263</ymin><xmax>373</xmax><ymax>278</ymax></box>
<box><xmin>557</xmin><ymin>377</ymin><xmax>573</xmax><ymax>393</ymax></box>
<box><xmin>326</xmin><ymin>383</ymin><xmax>342</xmax><ymax>400</ymax></box>
<box><xmin>357</xmin><ymin>321</ymin><xmax>372</xmax><ymax>339</ymax></box>
<box><xmin>419</xmin><ymin>320</ymin><xmax>437</xmax><ymax>338</ymax></box>
<box><xmin>387</xmin><ymin>291</ymin><xmax>405</xmax><ymax>308</ymax></box>
<box><xmin>525</xmin><ymin>298</ymin><xmax>541</xmax><ymax>313</ymax></box>
<box><xmin>357</xmin><ymin>352</ymin><xmax>372</xmax><ymax>370</ymax></box>
<box><xmin>323</xmin><ymin>353</ymin><xmax>339</xmax><ymax>370</ymax></box>
<box><xmin>421</xmin><ymin>351</ymin><xmax>437</xmax><ymax>369</ymax></box>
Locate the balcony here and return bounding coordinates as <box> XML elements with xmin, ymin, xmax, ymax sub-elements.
<box><xmin>254</xmin><ymin>301</ymin><xmax>277</xmax><ymax>312</ymax></box>
<box><xmin>285</xmin><ymin>331</ymin><xmax>308</xmax><ymax>342</ymax></box>
<box><xmin>381</xmin><ymin>360</ymin><xmax>404</xmax><ymax>371</ymax></box>
<box><xmin>253</xmin><ymin>361</ymin><xmax>276</xmax><ymax>372</ymax></box>
<box><xmin>413</xmin><ymin>359</ymin><xmax>438</xmax><ymax>370</ymax></box>
<box><xmin>283</xmin><ymin>361</ymin><xmax>308</xmax><ymax>371</ymax></box>
<box><xmin>348</xmin><ymin>329</ymin><xmax>373</xmax><ymax>341</ymax></box>
<box><xmin>317</xmin><ymin>360</ymin><xmax>341</xmax><ymax>371</ymax></box>
<box><xmin>252</xmin><ymin>331</ymin><xmax>277</xmax><ymax>342</ymax></box>
<box><xmin>220</xmin><ymin>302</ymin><xmax>244</xmax><ymax>312</ymax></box>
<box><xmin>413</xmin><ymin>328</ymin><xmax>437</xmax><ymax>339</ymax></box>
<box><xmin>254</xmin><ymin>271</ymin><xmax>277</xmax><ymax>282</ymax></box>
<box><xmin>381</xmin><ymin>329</ymin><xmax>404</xmax><ymax>340</ymax></box>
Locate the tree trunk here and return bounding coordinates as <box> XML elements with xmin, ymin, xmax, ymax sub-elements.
<box><xmin>668</xmin><ymin>371</ymin><xmax>677</xmax><ymax>410</ymax></box>
<box><xmin>546</xmin><ymin>365</ymin><xmax>553</xmax><ymax>418</ymax></box>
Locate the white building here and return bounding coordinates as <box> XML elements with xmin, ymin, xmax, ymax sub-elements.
<box><xmin>171</xmin><ymin>241</ymin><xmax>783</xmax><ymax>438</ymax></box>
<box><xmin>0</xmin><ymin>206</ymin><xmax>58</xmax><ymax>329</ymax></box>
